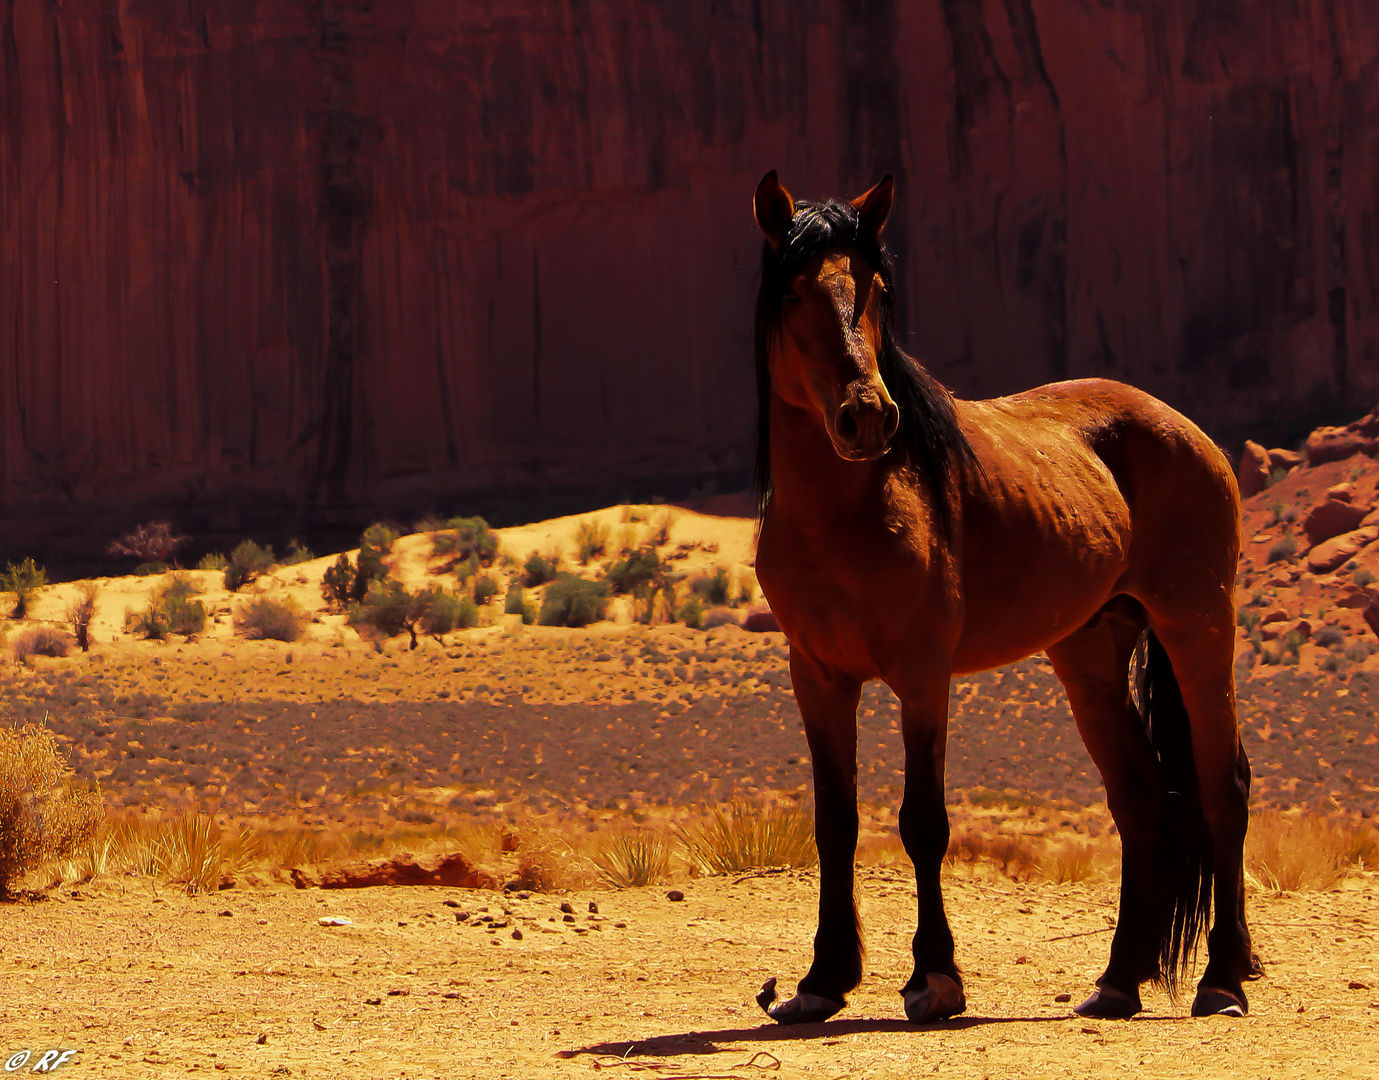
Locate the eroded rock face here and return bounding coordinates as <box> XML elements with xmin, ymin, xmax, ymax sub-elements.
<box><xmin>4</xmin><ymin>2</ymin><xmax>1379</xmax><ymax>551</ymax></box>
<box><xmin>1239</xmin><ymin>441</ymin><xmax>1271</xmax><ymax>499</ymax></box>
<box><xmin>1305</xmin><ymin>498</ymin><xmax>1372</xmax><ymax>547</ymax></box>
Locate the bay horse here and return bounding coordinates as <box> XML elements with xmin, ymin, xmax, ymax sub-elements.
<box><xmin>749</xmin><ymin>171</ymin><xmax>1256</xmax><ymax>1025</ymax></box>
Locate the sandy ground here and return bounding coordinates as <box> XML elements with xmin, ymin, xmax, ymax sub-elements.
<box><xmin>3</xmin><ymin>869</ymin><xmax>1377</xmax><ymax>1079</ymax></box>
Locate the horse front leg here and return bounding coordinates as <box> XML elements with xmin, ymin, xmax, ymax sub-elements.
<box><xmin>758</xmin><ymin>652</ymin><xmax>861</xmax><ymax>1024</ymax></box>
<box><xmin>897</xmin><ymin>672</ymin><xmax>965</xmax><ymax>1024</ymax></box>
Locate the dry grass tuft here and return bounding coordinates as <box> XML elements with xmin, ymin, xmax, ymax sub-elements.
<box><xmin>235</xmin><ymin>596</ymin><xmax>309</xmax><ymax>642</ymax></box>
<box><xmin>1246</xmin><ymin>808</ymin><xmax>1379</xmax><ymax>892</ymax></box>
<box><xmin>678</xmin><ymin>799</ymin><xmax>817</xmax><ymax>876</ymax></box>
<box><xmin>0</xmin><ymin>723</ymin><xmax>103</xmax><ymax>894</ymax></box>
<box><xmin>11</xmin><ymin>626</ymin><xmax>73</xmax><ymax>663</ymax></box>
<box><xmin>1045</xmin><ymin>839</ymin><xmax>1100</xmax><ymax>885</ymax></box>
<box><xmin>945</xmin><ymin>825</ymin><xmax>1041</xmax><ymax>881</ymax></box>
<box><xmin>111</xmin><ymin>812</ymin><xmax>256</xmax><ymax>894</ymax></box>
<box><xmin>593</xmin><ymin>827</ymin><xmax>673</xmax><ymax>888</ymax></box>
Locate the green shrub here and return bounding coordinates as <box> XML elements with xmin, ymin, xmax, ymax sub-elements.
<box><xmin>455</xmin><ymin>553</ymin><xmax>481</xmax><ymax>583</ymax></box>
<box><xmin>130</xmin><ymin>605</ymin><xmax>170</xmax><ymax>641</ymax></box>
<box><xmin>1237</xmin><ymin>609</ymin><xmax>1261</xmax><ymax>632</ymax></box>
<box><xmin>678</xmin><ymin>594</ymin><xmax>705</xmax><ymax>629</ymax></box>
<box><xmin>321</xmin><ymin>553</ymin><xmax>355</xmax><ymax>611</ymax></box>
<box><xmin>539</xmin><ymin>574</ymin><xmax>611</xmax><ymax>627</ymax></box>
<box><xmin>606</xmin><ymin>547</ymin><xmax>663</xmax><ymax>595</ymax></box>
<box><xmin>473</xmin><ymin>574</ymin><xmax>499</xmax><ymax>604</ymax></box>
<box><xmin>281</xmin><ymin>539</ymin><xmax>316</xmax><ymax>566</ymax></box>
<box><xmin>523</xmin><ymin>551</ymin><xmax>559</xmax><ymax>587</ymax></box>
<box><xmin>576</xmin><ymin>519</ymin><xmax>608</xmax><ymax>564</ymax></box>
<box><xmin>357</xmin><ymin>523</ymin><xmax>397</xmax><ymax>586</ymax></box>
<box><xmin>196</xmin><ymin>552</ymin><xmax>228</xmax><ymax>571</ymax></box>
<box><xmin>154</xmin><ymin>573</ymin><xmax>206</xmax><ymax>637</ymax></box>
<box><xmin>413</xmin><ymin>584</ymin><xmax>479</xmax><ymax>637</ymax></box>
<box><xmin>65</xmin><ymin>584</ymin><xmax>98</xmax><ymax>652</ymax></box>
<box><xmin>235</xmin><ymin>596</ymin><xmax>308</xmax><ymax>642</ymax></box>
<box><xmin>349</xmin><ymin>578</ymin><xmax>412</xmax><ymax>639</ymax></box>
<box><xmin>593</xmin><ymin>828</ymin><xmax>671</xmax><ymax>888</ymax></box>
<box><xmin>349</xmin><ymin>580</ymin><xmax>474</xmax><ymax>648</ymax></box>
<box><xmin>692</xmin><ymin>567</ymin><xmax>732</xmax><ymax>606</ymax></box>
<box><xmin>0</xmin><ymin>559</ymin><xmax>47</xmax><ymax>619</ymax></box>
<box><xmin>431</xmin><ymin>516</ymin><xmax>498</xmax><ymax>565</ymax></box>
<box><xmin>223</xmin><ymin>540</ymin><xmax>275</xmax><ymax>592</ymax></box>
<box><xmin>503</xmin><ymin>584</ymin><xmax>536</xmax><ymax>625</ymax></box>
<box><xmin>135</xmin><ymin>561</ymin><xmax>168</xmax><ymax>576</ymax></box>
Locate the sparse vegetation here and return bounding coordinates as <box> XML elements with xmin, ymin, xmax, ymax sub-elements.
<box><xmin>223</xmin><ymin>540</ymin><xmax>276</xmax><ymax>592</ymax></box>
<box><xmin>107</xmin><ymin>521</ymin><xmax>188</xmax><ymax>566</ymax></box>
<box><xmin>593</xmin><ymin>828</ymin><xmax>672</xmax><ymax>888</ymax></box>
<box><xmin>196</xmin><ymin>552</ymin><xmax>228</xmax><ymax>571</ymax></box>
<box><xmin>356</xmin><ymin>524</ymin><xmax>398</xmax><ymax>595</ymax></box>
<box><xmin>65</xmin><ymin>584</ymin><xmax>98</xmax><ymax>652</ymax></box>
<box><xmin>0</xmin><ymin>558</ymin><xmax>47</xmax><ymax>619</ymax></box>
<box><xmin>678</xmin><ymin>799</ymin><xmax>817</xmax><ymax>875</ymax></box>
<box><xmin>11</xmin><ymin>626</ymin><xmax>72</xmax><ymax>662</ymax></box>
<box><xmin>235</xmin><ymin>596</ymin><xmax>309</xmax><ymax>642</ymax></box>
<box><xmin>1246</xmin><ymin>809</ymin><xmax>1379</xmax><ymax>892</ymax></box>
<box><xmin>606</xmin><ymin>547</ymin><xmax>664</xmax><ymax>595</ymax></box>
<box><xmin>1267</xmin><ymin>533</ymin><xmax>1297</xmax><ymax>564</ymax></box>
<box><xmin>522</xmin><ymin>550</ymin><xmax>560</xmax><ymax>588</ymax></box>
<box><xmin>473</xmin><ymin>574</ymin><xmax>499</xmax><ymax>604</ymax></box>
<box><xmin>135</xmin><ymin>561</ymin><xmax>169</xmax><ymax>576</ymax></box>
<box><xmin>0</xmin><ymin>724</ymin><xmax>102</xmax><ymax>895</ymax></box>
<box><xmin>538</xmin><ymin>574</ymin><xmax>611</xmax><ymax>627</ymax></box>
<box><xmin>504</xmin><ymin>584</ymin><xmax>536</xmax><ymax>625</ymax></box>
<box><xmin>431</xmin><ymin>517</ymin><xmax>498</xmax><ymax>566</ymax></box>
<box><xmin>1356</xmin><ymin>568</ymin><xmax>1376</xmax><ymax>588</ymax></box>
<box><xmin>677</xmin><ymin>594</ymin><xmax>705</xmax><ymax>629</ymax></box>
<box><xmin>281</xmin><ymin>539</ymin><xmax>316</xmax><ymax>566</ymax></box>
<box><xmin>321</xmin><ymin>553</ymin><xmax>355</xmax><ymax>611</ymax></box>
<box><xmin>349</xmin><ymin>580</ymin><xmax>476</xmax><ymax>648</ymax></box>
<box><xmin>691</xmin><ymin>567</ymin><xmax>733</xmax><ymax>607</ymax></box>
<box><xmin>576</xmin><ymin>519</ymin><xmax>609</xmax><ymax>564</ymax></box>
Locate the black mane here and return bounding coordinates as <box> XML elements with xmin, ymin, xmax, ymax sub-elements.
<box><xmin>753</xmin><ymin>197</ymin><xmax>977</xmax><ymax>529</ymax></box>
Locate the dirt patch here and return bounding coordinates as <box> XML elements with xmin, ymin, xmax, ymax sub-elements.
<box><xmin>5</xmin><ymin>869</ymin><xmax>1377</xmax><ymax>1078</ymax></box>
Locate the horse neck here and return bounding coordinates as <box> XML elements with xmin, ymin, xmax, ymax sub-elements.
<box><xmin>767</xmin><ymin>394</ymin><xmax>890</xmax><ymax>522</ymax></box>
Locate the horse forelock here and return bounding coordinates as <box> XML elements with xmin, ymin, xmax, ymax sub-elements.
<box><xmin>752</xmin><ymin>198</ymin><xmax>977</xmax><ymax>532</ymax></box>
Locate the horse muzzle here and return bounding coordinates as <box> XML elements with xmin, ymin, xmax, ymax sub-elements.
<box><xmin>829</xmin><ymin>397</ymin><xmax>899</xmax><ymax>461</ymax></box>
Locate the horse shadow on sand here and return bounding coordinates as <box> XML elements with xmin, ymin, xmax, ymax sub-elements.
<box><xmin>560</xmin><ymin>1011</ymin><xmax>1177</xmax><ymax>1060</ymax></box>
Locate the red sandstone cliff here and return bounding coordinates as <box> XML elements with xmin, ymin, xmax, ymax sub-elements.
<box><xmin>2</xmin><ymin>1</ymin><xmax>1378</xmax><ymax>555</ymax></box>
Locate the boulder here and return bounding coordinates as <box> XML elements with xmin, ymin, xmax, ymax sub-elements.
<box><xmin>1326</xmin><ymin>482</ymin><xmax>1356</xmax><ymax>503</ymax></box>
<box><xmin>1306</xmin><ymin>526</ymin><xmax>1379</xmax><ymax>574</ymax></box>
<box><xmin>1267</xmin><ymin>448</ymin><xmax>1305</xmax><ymax>472</ymax></box>
<box><xmin>1238</xmin><ymin>440</ymin><xmax>1271</xmax><ymax>499</ymax></box>
<box><xmin>1337</xmin><ymin>585</ymin><xmax>1373</xmax><ymax>609</ymax></box>
<box><xmin>1303</xmin><ymin>499</ymin><xmax>1370</xmax><ymax>546</ymax></box>
<box><xmin>1366</xmin><ymin>598</ymin><xmax>1379</xmax><ymax>640</ymax></box>
<box><xmin>741</xmin><ymin>607</ymin><xmax>781</xmax><ymax>633</ymax></box>
<box><xmin>1261</xmin><ymin>618</ymin><xmax>1311</xmax><ymax>643</ymax></box>
<box><xmin>290</xmin><ymin>852</ymin><xmax>497</xmax><ymax>891</ymax></box>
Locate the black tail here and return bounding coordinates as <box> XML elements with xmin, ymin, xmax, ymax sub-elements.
<box><xmin>1138</xmin><ymin>630</ymin><xmax>1213</xmax><ymax>997</ymax></box>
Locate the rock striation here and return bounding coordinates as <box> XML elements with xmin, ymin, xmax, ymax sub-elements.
<box><xmin>4</xmin><ymin>2</ymin><xmax>1379</xmax><ymax>557</ymax></box>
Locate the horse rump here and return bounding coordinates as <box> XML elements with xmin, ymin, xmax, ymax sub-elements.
<box><xmin>1135</xmin><ymin>630</ymin><xmax>1213</xmax><ymax>997</ymax></box>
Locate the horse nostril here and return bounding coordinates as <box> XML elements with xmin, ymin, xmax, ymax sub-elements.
<box><xmin>835</xmin><ymin>406</ymin><xmax>859</xmax><ymax>443</ymax></box>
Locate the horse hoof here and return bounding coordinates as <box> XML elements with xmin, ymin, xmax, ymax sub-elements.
<box><xmin>1246</xmin><ymin>952</ymin><xmax>1265</xmax><ymax>981</ymax></box>
<box><xmin>903</xmin><ymin>973</ymin><xmax>966</xmax><ymax>1024</ymax></box>
<box><xmin>1073</xmin><ymin>985</ymin><xmax>1142</xmax><ymax>1019</ymax></box>
<box><xmin>1191</xmin><ymin>986</ymin><xmax>1247</xmax><ymax>1018</ymax></box>
<box><xmin>765</xmin><ymin>992</ymin><xmax>845</xmax><ymax>1025</ymax></box>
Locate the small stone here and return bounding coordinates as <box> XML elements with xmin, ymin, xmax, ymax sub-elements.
<box><xmin>588</xmin><ymin>901</ymin><xmax>599</xmax><ymax>914</ymax></box>
<box><xmin>563</xmin><ymin>914</ymin><xmax>575</xmax><ymax>923</ymax></box>
<box><xmin>512</xmin><ymin>929</ymin><xmax>524</xmax><ymax>941</ymax></box>
<box><xmin>218</xmin><ymin>910</ymin><xmax>233</xmax><ymax>917</ymax></box>
<box><xmin>1054</xmin><ymin>993</ymin><xmax>1072</xmax><ymax>1003</ymax></box>
<box><xmin>256</xmin><ymin>1033</ymin><xmax>268</xmax><ymax>1045</ymax></box>
<box><xmin>364</xmin><ymin>997</ymin><xmax>381</xmax><ymax>1006</ymax></box>
<box><xmin>318</xmin><ymin>916</ymin><xmax>352</xmax><ymax>927</ymax></box>
<box><xmin>559</xmin><ymin>901</ymin><xmax>574</xmax><ymax>914</ymax></box>
<box><xmin>667</xmin><ymin>890</ymin><xmax>685</xmax><ymax>902</ymax></box>
<box><xmin>1349</xmin><ymin>981</ymin><xmax>1371</xmax><ymax>990</ymax></box>
<box><xmin>398</xmin><ymin>921</ymin><xmax>408</xmax><ymax>927</ymax></box>
<box><xmin>454</xmin><ymin>911</ymin><xmax>470</xmax><ymax>923</ymax></box>
<box><xmin>614</xmin><ymin>922</ymin><xmax>627</xmax><ymax>929</ymax></box>
<box><xmin>442</xmin><ymin>899</ymin><xmax>461</xmax><ymax>908</ymax></box>
<box><xmin>387</xmin><ymin>988</ymin><xmax>408</xmax><ymax>997</ymax></box>
<box><xmin>1014</xmin><ymin>955</ymin><xmax>1028</xmax><ymax>965</ymax></box>
<box><xmin>517</xmin><ymin>891</ymin><xmax>531</xmax><ymax>900</ymax></box>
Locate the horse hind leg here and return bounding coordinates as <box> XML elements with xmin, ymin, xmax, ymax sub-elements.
<box><xmin>1045</xmin><ymin>597</ymin><xmax>1165</xmax><ymax>1018</ymax></box>
<box><xmin>1140</xmin><ymin>609</ymin><xmax>1254</xmax><ymax>1017</ymax></box>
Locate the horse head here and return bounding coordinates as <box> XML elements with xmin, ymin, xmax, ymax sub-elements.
<box><xmin>754</xmin><ymin>171</ymin><xmax>900</xmax><ymax>462</ymax></box>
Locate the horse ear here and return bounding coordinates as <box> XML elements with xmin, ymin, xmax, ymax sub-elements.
<box><xmin>754</xmin><ymin>171</ymin><xmax>796</xmax><ymax>251</ymax></box>
<box><xmin>851</xmin><ymin>174</ymin><xmax>894</xmax><ymax>237</ymax></box>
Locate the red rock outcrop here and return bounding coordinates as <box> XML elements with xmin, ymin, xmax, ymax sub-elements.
<box><xmin>289</xmin><ymin>852</ymin><xmax>496</xmax><ymax>890</ymax></box>
<box><xmin>1238</xmin><ymin>441</ymin><xmax>1270</xmax><ymax>499</ymax></box>
<box><xmin>4</xmin><ymin>3</ymin><xmax>1379</xmax><ymax>556</ymax></box>
<box><xmin>1304</xmin><ymin>498</ymin><xmax>1371</xmax><ymax>547</ymax></box>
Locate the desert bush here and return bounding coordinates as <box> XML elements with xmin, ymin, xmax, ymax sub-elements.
<box><xmin>196</xmin><ymin>552</ymin><xmax>228</xmax><ymax>571</ymax></box>
<box><xmin>538</xmin><ymin>574</ymin><xmax>611</xmax><ymax>627</ymax></box>
<box><xmin>594</xmin><ymin>828</ymin><xmax>672</xmax><ymax>888</ymax></box>
<box><xmin>576</xmin><ymin>519</ymin><xmax>608</xmax><ymax>564</ymax></box>
<box><xmin>1281</xmin><ymin>629</ymin><xmax>1305</xmax><ymax>664</ymax></box>
<box><xmin>1345</xmin><ymin>640</ymin><xmax>1377</xmax><ymax>662</ymax></box>
<box><xmin>678</xmin><ymin>594</ymin><xmax>705</xmax><ymax>629</ymax></box>
<box><xmin>321</xmin><ymin>553</ymin><xmax>356</xmax><ymax>611</ymax></box>
<box><xmin>503</xmin><ymin>584</ymin><xmax>536</xmax><ymax>625</ymax></box>
<box><xmin>107</xmin><ymin>521</ymin><xmax>187</xmax><ymax>565</ymax></box>
<box><xmin>431</xmin><ymin>516</ymin><xmax>498</xmax><ymax>565</ymax></box>
<box><xmin>692</xmin><ymin>567</ymin><xmax>733</xmax><ymax>607</ymax></box>
<box><xmin>1267</xmin><ymin>533</ymin><xmax>1297</xmax><ymax>564</ymax></box>
<box><xmin>633</xmin><ymin>578</ymin><xmax>680</xmax><ymax>625</ymax></box>
<box><xmin>412</xmin><ymin>584</ymin><xmax>479</xmax><ymax>638</ymax></box>
<box><xmin>115</xmin><ymin>813</ymin><xmax>254</xmax><ymax>895</ymax></box>
<box><xmin>129</xmin><ymin>604</ymin><xmax>170</xmax><ymax>641</ymax></box>
<box><xmin>11</xmin><ymin>627</ymin><xmax>72</xmax><ymax>662</ymax></box>
<box><xmin>223</xmin><ymin>539</ymin><xmax>275</xmax><ymax>592</ymax></box>
<box><xmin>1314</xmin><ymin>626</ymin><xmax>1345</xmax><ymax>649</ymax></box>
<box><xmin>606</xmin><ymin>547</ymin><xmax>664</xmax><ymax>595</ymax></box>
<box><xmin>0</xmin><ymin>558</ymin><xmax>47</xmax><ymax>619</ymax></box>
<box><xmin>356</xmin><ymin>523</ymin><xmax>398</xmax><ymax>591</ymax></box>
<box><xmin>157</xmin><ymin>573</ymin><xmax>206</xmax><ymax>637</ymax></box>
<box><xmin>650</xmin><ymin>510</ymin><xmax>676</xmax><ymax>548</ymax></box>
<box><xmin>66</xmin><ymin>584</ymin><xmax>98</xmax><ymax>652</ymax></box>
<box><xmin>1046</xmin><ymin>840</ymin><xmax>1099</xmax><ymax>884</ymax></box>
<box><xmin>1236</xmin><ymin>609</ymin><xmax>1261</xmax><ymax>633</ymax></box>
<box><xmin>235</xmin><ymin>596</ymin><xmax>308</xmax><ymax>642</ymax></box>
<box><xmin>1245</xmin><ymin>809</ymin><xmax>1363</xmax><ymax>892</ymax></box>
<box><xmin>281</xmin><ymin>539</ymin><xmax>316</xmax><ymax>566</ymax></box>
<box><xmin>946</xmin><ymin>827</ymin><xmax>1040</xmax><ymax>880</ymax></box>
<box><xmin>350</xmin><ymin>581</ymin><xmax>474</xmax><ymax>648</ymax></box>
<box><xmin>522</xmin><ymin>550</ymin><xmax>560</xmax><ymax>587</ymax></box>
<box><xmin>135</xmin><ymin>561</ymin><xmax>168</xmax><ymax>576</ymax></box>
<box><xmin>473</xmin><ymin>574</ymin><xmax>499</xmax><ymax>604</ymax></box>
<box><xmin>0</xmin><ymin>724</ymin><xmax>102</xmax><ymax>894</ymax></box>
<box><xmin>1268</xmin><ymin>497</ymin><xmax>1286</xmax><ymax>526</ymax></box>
<box><xmin>678</xmin><ymin>799</ymin><xmax>817</xmax><ymax>876</ymax></box>
<box><xmin>1355</xmin><ymin>568</ymin><xmax>1376</xmax><ymax>588</ymax></box>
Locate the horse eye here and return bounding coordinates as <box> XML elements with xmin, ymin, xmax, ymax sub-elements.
<box><xmin>783</xmin><ymin>288</ymin><xmax>800</xmax><ymax>305</ymax></box>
